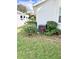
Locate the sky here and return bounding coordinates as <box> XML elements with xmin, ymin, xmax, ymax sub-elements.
<box><xmin>17</xmin><ymin>0</ymin><xmax>41</xmax><ymax>12</ymax></box>
<box><xmin>17</xmin><ymin>0</ymin><xmax>41</xmax><ymax>4</ymax></box>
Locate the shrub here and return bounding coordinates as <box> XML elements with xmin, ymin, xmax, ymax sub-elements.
<box><xmin>44</xmin><ymin>21</ymin><xmax>61</xmax><ymax>36</ymax></box>
<box><xmin>44</xmin><ymin>28</ymin><xmax>61</xmax><ymax>36</ymax></box>
<box><xmin>44</xmin><ymin>31</ymin><xmax>53</xmax><ymax>36</ymax></box>
<box><xmin>46</xmin><ymin>21</ymin><xmax>58</xmax><ymax>30</ymax></box>
<box><xmin>23</xmin><ymin>14</ymin><xmax>37</xmax><ymax>36</ymax></box>
<box><xmin>23</xmin><ymin>15</ymin><xmax>37</xmax><ymax>36</ymax></box>
<box><xmin>54</xmin><ymin>28</ymin><xmax>61</xmax><ymax>35</ymax></box>
<box><xmin>29</xmin><ymin>15</ymin><xmax>36</xmax><ymax>21</ymax></box>
<box><xmin>23</xmin><ymin>24</ymin><xmax>37</xmax><ymax>35</ymax></box>
<box><xmin>26</xmin><ymin>20</ymin><xmax>37</xmax><ymax>26</ymax></box>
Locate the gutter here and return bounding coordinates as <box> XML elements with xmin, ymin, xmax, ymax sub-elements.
<box><xmin>33</xmin><ymin>0</ymin><xmax>47</xmax><ymax>7</ymax></box>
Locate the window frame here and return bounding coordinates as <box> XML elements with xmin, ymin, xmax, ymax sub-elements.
<box><xmin>58</xmin><ymin>7</ymin><xmax>61</xmax><ymax>24</ymax></box>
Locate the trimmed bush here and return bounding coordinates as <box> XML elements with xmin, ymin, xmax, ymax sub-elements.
<box><xmin>26</xmin><ymin>20</ymin><xmax>37</xmax><ymax>26</ymax></box>
<box><xmin>23</xmin><ymin>24</ymin><xmax>37</xmax><ymax>35</ymax></box>
<box><xmin>46</xmin><ymin>21</ymin><xmax>58</xmax><ymax>30</ymax></box>
<box><xmin>23</xmin><ymin>15</ymin><xmax>37</xmax><ymax>35</ymax></box>
<box><xmin>44</xmin><ymin>21</ymin><xmax>61</xmax><ymax>36</ymax></box>
<box><xmin>45</xmin><ymin>28</ymin><xmax>61</xmax><ymax>36</ymax></box>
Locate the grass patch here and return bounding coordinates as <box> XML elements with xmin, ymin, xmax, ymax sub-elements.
<box><xmin>17</xmin><ymin>28</ymin><xmax>61</xmax><ymax>59</ymax></box>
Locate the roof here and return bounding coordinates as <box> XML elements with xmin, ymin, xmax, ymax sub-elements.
<box><xmin>33</xmin><ymin>0</ymin><xmax>47</xmax><ymax>7</ymax></box>
<box><xmin>17</xmin><ymin>11</ymin><xmax>23</xmax><ymax>14</ymax></box>
<box><xmin>17</xmin><ymin>11</ymin><xmax>29</xmax><ymax>17</ymax></box>
<box><xmin>17</xmin><ymin>11</ymin><xmax>26</xmax><ymax>15</ymax></box>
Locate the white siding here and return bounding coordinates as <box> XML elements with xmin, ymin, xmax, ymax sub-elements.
<box><xmin>17</xmin><ymin>11</ymin><xmax>29</xmax><ymax>27</ymax></box>
<box><xmin>33</xmin><ymin>0</ymin><xmax>61</xmax><ymax>29</ymax></box>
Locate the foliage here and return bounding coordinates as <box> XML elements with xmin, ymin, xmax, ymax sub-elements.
<box><xmin>29</xmin><ymin>15</ymin><xmax>36</xmax><ymax>21</ymax></box>
<box><xmin>44</xmin><ymin>21</ymin><xmax>61</xmax><ymax>36</ymax></box>
<box><xmin>23</xmin><ymin>24</ymin><xmax>37</xmax><ymax>35</ymax></box>
<box><xmin>46</xmin><ymin>21</ymin><xmax>58</xmax><ymax>30</ymax></box>
<box><xmin>20</xmin><ymin>13</ymin><xmax>37</xmax><ymax>35</ymax></box>
<box><xmin>26</xmin><ymin>20</ymin><xmax>37</xmax><ymax>26</ymax></box>
<box><xmin>23</xmin><ymin>14</ymin><xmax>37</xmax><ymax>35</ymax></box>
<box><xmin>45</xmin><ymin>28</ymin><xmax>61</xmax><ymax>36</ymax></box>
<box><xmin>17</xmin><ymin>4</ymin><xmax>27</xmax><ymax>13</ymax></box>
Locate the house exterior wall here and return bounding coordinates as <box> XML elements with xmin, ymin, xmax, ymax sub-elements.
<box><xmin>17</xmin><ymin>11</ymin><xmax>29</xmax><ymax>27</ymax></box>
<box><xmin>33</xmin><ymin>0</ymin><xmax>61</xmax><ymax>29</ymax></box>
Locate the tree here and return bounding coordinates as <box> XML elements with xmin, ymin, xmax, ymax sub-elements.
<box><xmin>17</xmin><ymin>4</ymin><xmax>27</xmax><ymax>13</ymax></box>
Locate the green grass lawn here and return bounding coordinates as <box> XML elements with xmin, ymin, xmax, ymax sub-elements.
<box><xmin>17</xmin><ymin>29</ymin><xmax>61</xmax><ymax>59</ymax></box>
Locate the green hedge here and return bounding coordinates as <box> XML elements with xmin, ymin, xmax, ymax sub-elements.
<box><xmin>23</xmin><ymin>24</ymin><xmax>37</xmax><ymax>35</ymax></box>
<box><xmin>44</xmin><ymin>21</ymin><xmax>61</xmax><ymax>36</ymax></box>
<box><xmin>46</xmin><ymin>21</ymin><xmax>58</xmax><ymax>30</ymax></box>
<box><xmin>26</xmin><ymin>20</ymin><xmax>37</xmax><ymax>26</ymax></box>
<box><xmin>23</xmin><ymin>14</ymin><xmax>37</xmax><ymax>36</ymax></box>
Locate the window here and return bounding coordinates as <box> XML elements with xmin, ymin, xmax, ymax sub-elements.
<box><xmin>20</xmin><ymin>15</ymin><xmax>23</xmax><ymax>20</ymax></box>
<box><xmin>59</xmin><ymin>16</ymin><xmax>61</xmax><ymax>23</ymax></box>
<box><xmin>24</xmin><ymin>16</ymin><xmax>25</xmax><ymax>18</ymax></box>
<box><xmin>58</xmin><ymin>7</ymin><xmax>61</xmax><ymax>23</ymax></box>
<box><xmin>20</xmin><ymin>15</ymin><xmax>22</xmax><ymax>18</ymax></box>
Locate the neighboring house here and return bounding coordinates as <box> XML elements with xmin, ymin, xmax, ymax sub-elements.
<box><xmin>17</xmin><ymin>11</ymin><xmax>29</xmax><ymax>27</ymax></box>
<box><xmin>33</xmin><ymin>0</ymin><xmax>61</xmax><ymax>29</ymax></box>
<box><xmin>17</xmin><ymin>1</ymin><xmax>34</xmax><ymax>27</ymax></box>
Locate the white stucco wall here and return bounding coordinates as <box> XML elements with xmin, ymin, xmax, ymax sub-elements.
<box><xmin>33</xmin><ymin>0</ymin><xmax>61</xmax><ymax>29</ymax></box>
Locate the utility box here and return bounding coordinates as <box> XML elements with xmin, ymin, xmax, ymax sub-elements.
<box><xmin>38</xmin><ymin>25</ymin><xmax>46</xmax><ymax>32</ymax></box>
